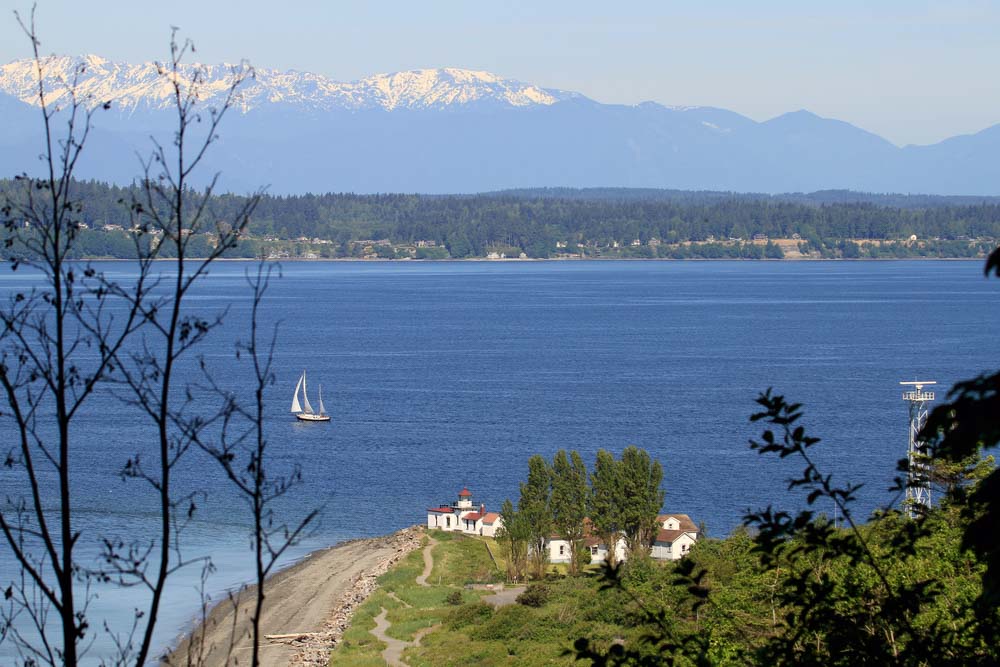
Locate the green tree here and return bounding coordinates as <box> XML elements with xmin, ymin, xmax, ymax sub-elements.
<box><xmin>445</xmin><ymin>232</ymin><xmax>472</xmax><ymax>258</ymax></box>
<box><xmin>590</xmin><ymin>449</ymin><xmax>624</xmax><ymax>568</ymax></box>
<box><xmin>576</xmin><ymin>395</ymin><xmax>998</xmax><ymax>666</ymax></box>
<box><xmin>519</xmin><ymin>454</ymin><xmax>552</xmax><ymax>579</ymax></box>
<box><xmin>496</xmin><ymin>499</ymin><xmax>529</xmax><ymax>583</ymax></box>
<box><xmin>618</xmin><ymin>446</ymin><xmax>665</xmax><ymax>558</ymax></box>
<box><xmin>551</xmin><ymin>450</ymin><xmax>589</xmax><ymax>575</ymax></box>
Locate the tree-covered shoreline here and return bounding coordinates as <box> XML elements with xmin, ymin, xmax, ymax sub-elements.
<box><xmin>3</xmin><ymin>178</ymin><xmax>997</xmax><ymax>260</ymax></box>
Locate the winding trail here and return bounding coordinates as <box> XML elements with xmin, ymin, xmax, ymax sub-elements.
<box><xmin>369</xmin><ymin>534</ymin><xmax>439</xmax><ymax>665</ymax></box>
<box><xmin>371</xmin><ymin>608</ymin><xmax>409</xmax><ymax>667</ymax></box>
<box><xmin>415</xmin><ymin>535</ymin><xmax>437</xmax><ymax>586</ymax></box>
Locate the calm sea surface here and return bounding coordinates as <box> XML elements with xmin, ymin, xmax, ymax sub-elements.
<box><xmin>2</xmin><ymin>259</ymin><xmax>999</xmax><ymax>662</ymax></box>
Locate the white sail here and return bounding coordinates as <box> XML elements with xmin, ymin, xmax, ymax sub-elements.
<box><xmin>301</xmin><ymin>371</ymin><xmax>314</xmax><ymax>414</ymax></box>
<box><xmin>290</xmin><ymin>372</ymin><xmax>304</xmax><ymax>413</ymax></box>
<box><xmin>318</xmin><ymin>385</ymin><xmax>326</xmax><ymax>416</ymax></box>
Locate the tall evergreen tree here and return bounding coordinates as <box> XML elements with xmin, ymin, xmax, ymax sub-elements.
<box><xmin>551</xmin><ymin>450</ymin><xmax>590</xmax><ymax>574</ymax></box>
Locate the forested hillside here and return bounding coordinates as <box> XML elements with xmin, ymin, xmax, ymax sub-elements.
<box><xmin>4</xmin><ymin>179</ymin><xmax>999</xmax><ymax>259</ymax></box>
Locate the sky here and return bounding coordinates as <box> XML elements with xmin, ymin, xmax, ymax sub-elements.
<box><xmin>1</xmin><ymin>0</ymin><xmax>997</xmax><ymax>146</ymax></box>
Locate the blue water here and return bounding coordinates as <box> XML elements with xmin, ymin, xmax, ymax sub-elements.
<box><xmin>1</xmin><ymin>259</ymin><xmax>999</xmax><ymax>663</ymax></box>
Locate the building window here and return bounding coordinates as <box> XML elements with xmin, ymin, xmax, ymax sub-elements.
<box><xmin>591</xmin><ymin>546</ymin><xmax>599</xmax><ymax>555</ymax></box>
<box><xmin>446</xmin><ymin>516</ymin><xmax>451</xmax><ymax>528</ymax></box>
<box><xmin>559</xmin><ymin>545</ymin><xmax>565</xmax><ymax>556</ymax></box>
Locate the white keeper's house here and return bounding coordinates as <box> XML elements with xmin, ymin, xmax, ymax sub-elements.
<box><xmin>426</xmin><ymin>488</ymin><xmax>699</xmax><ymax>564</ymax></box>
<box><xmin>426</xmin><ymin>487</ymin><xmax>503</xmax><ymax>537</ymax></box>
<box><xmin>545</xmin><ymin>513</ymin><xmax>700</xmax><ymax>564</ymax></box>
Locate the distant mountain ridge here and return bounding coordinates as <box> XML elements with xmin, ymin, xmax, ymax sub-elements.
<box><xmin>1</xmin><ymin>55</ymin><xmax>999</xmax><ymax>195</ymax></box>
<box><xmin>0</xmin><ymin>56</ymin><xmax>578</xmax><ymax>113</ymax></box>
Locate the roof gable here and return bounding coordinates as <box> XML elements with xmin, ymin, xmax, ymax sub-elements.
<box><xmin>657</xmin><ymin>513</ymin><xmax>698</xmax><ymax>532</ymax></box>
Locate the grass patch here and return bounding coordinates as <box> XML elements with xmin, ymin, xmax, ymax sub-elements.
<box><xmin>385</xmin><ymin>607</ymin><xmax>441</xmax><ymax>641</ymax></box>
<box><xmin>330</xmin><ymin>530</ymin><xmax>625</xmax><ymax>666</ymax></box>
<box><xmin>429</xmin><ymin>533</ymin><xmax>499</xmax><ymax>585</ymax></box>
<box><xmin>391</xmin><ymin>583</ymin><xmax>452</xmax><ymax>608</ymax></box>
<box><xmin>377</xmin><ymin>549</ymin><xmax>424</xmax><ymax>589</ymax></box>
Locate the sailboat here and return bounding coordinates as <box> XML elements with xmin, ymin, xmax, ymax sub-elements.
<box><xmin>291</xmin><ymin>370</ymin><xmax>331</xmax><ymax>422</ymax></box>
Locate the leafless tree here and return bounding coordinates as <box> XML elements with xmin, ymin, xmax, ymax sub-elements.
<box><xmin>0</xmin><ymin>8</ymin><xmax>150</xmax><ymax>665</ymax></box>
<box><xmin>0</xmin><ymin>10</ymin><xmax>311</xmax><ymax>666</ymax></box>
<box><xmin>99</xmin><ymin>27</ymin><xmax>260</xmax><ymax>666</ymax></box>
<box><xmin>192</xmin><ymin>264</ymin><xmax>318</xmax><ymax>666</ymax></box>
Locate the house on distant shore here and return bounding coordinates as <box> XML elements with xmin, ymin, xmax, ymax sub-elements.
<box><xmin>545</xmin><ymin>513</ymin><xmax>700</xmax><ymax>565</ymax></box>
<box><xmin>427</xmin><ymin>488</ymin><xmax>504</xmax><ymax>537</ymax></box>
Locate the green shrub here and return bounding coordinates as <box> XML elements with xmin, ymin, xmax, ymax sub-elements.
<box><xmin>445</xmin><ymin>590</ymin><xmax>464</xmax><ymax>606</ymax></box>
<box><xmin>471</xmin><ymin>605</ymin><xmax>544</xmax><ymax>642</ymax></box>
<box><xmin>446</xmin><ymin>602</ymin><xmax>494</xmax><ymax>630</ymax></box>
<box><xmin>516</xmin><ymin>583</ymin><xmax>551</xmax><ymax>608</ymax></box>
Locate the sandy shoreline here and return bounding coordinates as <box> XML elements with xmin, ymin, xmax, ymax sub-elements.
<box><xmin>165</xmin><ymin>527</ymin><xmax>423</xmax><ymax>667</ymax></box>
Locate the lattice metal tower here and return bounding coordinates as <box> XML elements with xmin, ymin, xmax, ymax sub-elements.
<box><xmin>900</xmin><ymin>380</ymin><xmax>936</xmax><ymax>517</ymax></box>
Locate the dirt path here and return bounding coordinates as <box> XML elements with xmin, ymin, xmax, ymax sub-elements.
<box><xmin>365</xmin><ymin>533</ymin><xmax>440</xmax><ymax>665</ymax></box>
<box><xmin>370</xmin><ymin>607</ymin><xmax>440</xmax><ymax>666</ymax></box>
<box><xmin>371</xmin><ymin>608</ymin><xmax>408</xmax><ymax>666</ymax></box>
<box><xmin>166</xmin><ymin>527</ymin><xmax>422</xmax><ymax>667</ymax></box>
<box><xmin>414</xmin><ymin>535</ymin><xmax>437</xmax><ymax>586</ymax></box>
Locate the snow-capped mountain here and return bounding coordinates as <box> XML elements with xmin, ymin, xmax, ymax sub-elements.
<box><xmin>2</xmin><ymin>54</ymin><xmax>999</xmax><ymax>195</ymax></box>
<box><xmin>0</xmin><ymin>55</ymin><xmax>579</xmax><ymax>114</ymax></box>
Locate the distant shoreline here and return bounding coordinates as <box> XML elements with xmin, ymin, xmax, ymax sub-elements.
<box><xmin>54</xmin><ymin>256</ymin><xmax>987</xmax><ymax>263</ymax></box>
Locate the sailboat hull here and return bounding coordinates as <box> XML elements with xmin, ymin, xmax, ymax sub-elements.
<box><xmin>295</xmin><ymin>413</ymin><xmax>331</xmax><ymax>422</ymax></box>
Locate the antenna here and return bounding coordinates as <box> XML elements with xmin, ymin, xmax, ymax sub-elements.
<box><xmin>900</xmin><ymin>380</ymin><xmax>936</xmax><ymax>517</ymax></box>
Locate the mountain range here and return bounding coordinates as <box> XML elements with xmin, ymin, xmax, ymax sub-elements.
<box><xmin>1</xmin><ymin>55</ymin><xmax>998</xmax><ymax>196</ymax></box>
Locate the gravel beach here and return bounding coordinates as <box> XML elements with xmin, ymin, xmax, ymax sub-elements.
<box><xmin>166</xmin><ymin>527</ymin><xmax>423</xmax><ymax>667</ymax></box>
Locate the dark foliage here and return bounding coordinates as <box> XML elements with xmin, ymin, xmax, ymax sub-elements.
<box><xmin>516</xmin><ymin>583</ymin><xmax>552</xmax><ymax>608</ymax></box>
<box><xmin>920</xmin><ymin>368</ymin><xmax>1000</xmax><ymax>628</ymax></box>
<box><xmin>446</xmin><ymin>601</ymin><xmax>493</xmax><ymax>630</ymax></box>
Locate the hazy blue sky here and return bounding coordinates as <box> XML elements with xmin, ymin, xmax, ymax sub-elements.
<box><xmin>1</xmin><ymin>1</ymin><xmax>997</xmax><ymax>146</ymax></box>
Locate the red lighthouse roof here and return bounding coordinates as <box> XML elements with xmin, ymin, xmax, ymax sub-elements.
<box><xmin>458</xmin><ymin>488</ymin><xmax>472</xmax><ymax>497</ymax></box>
